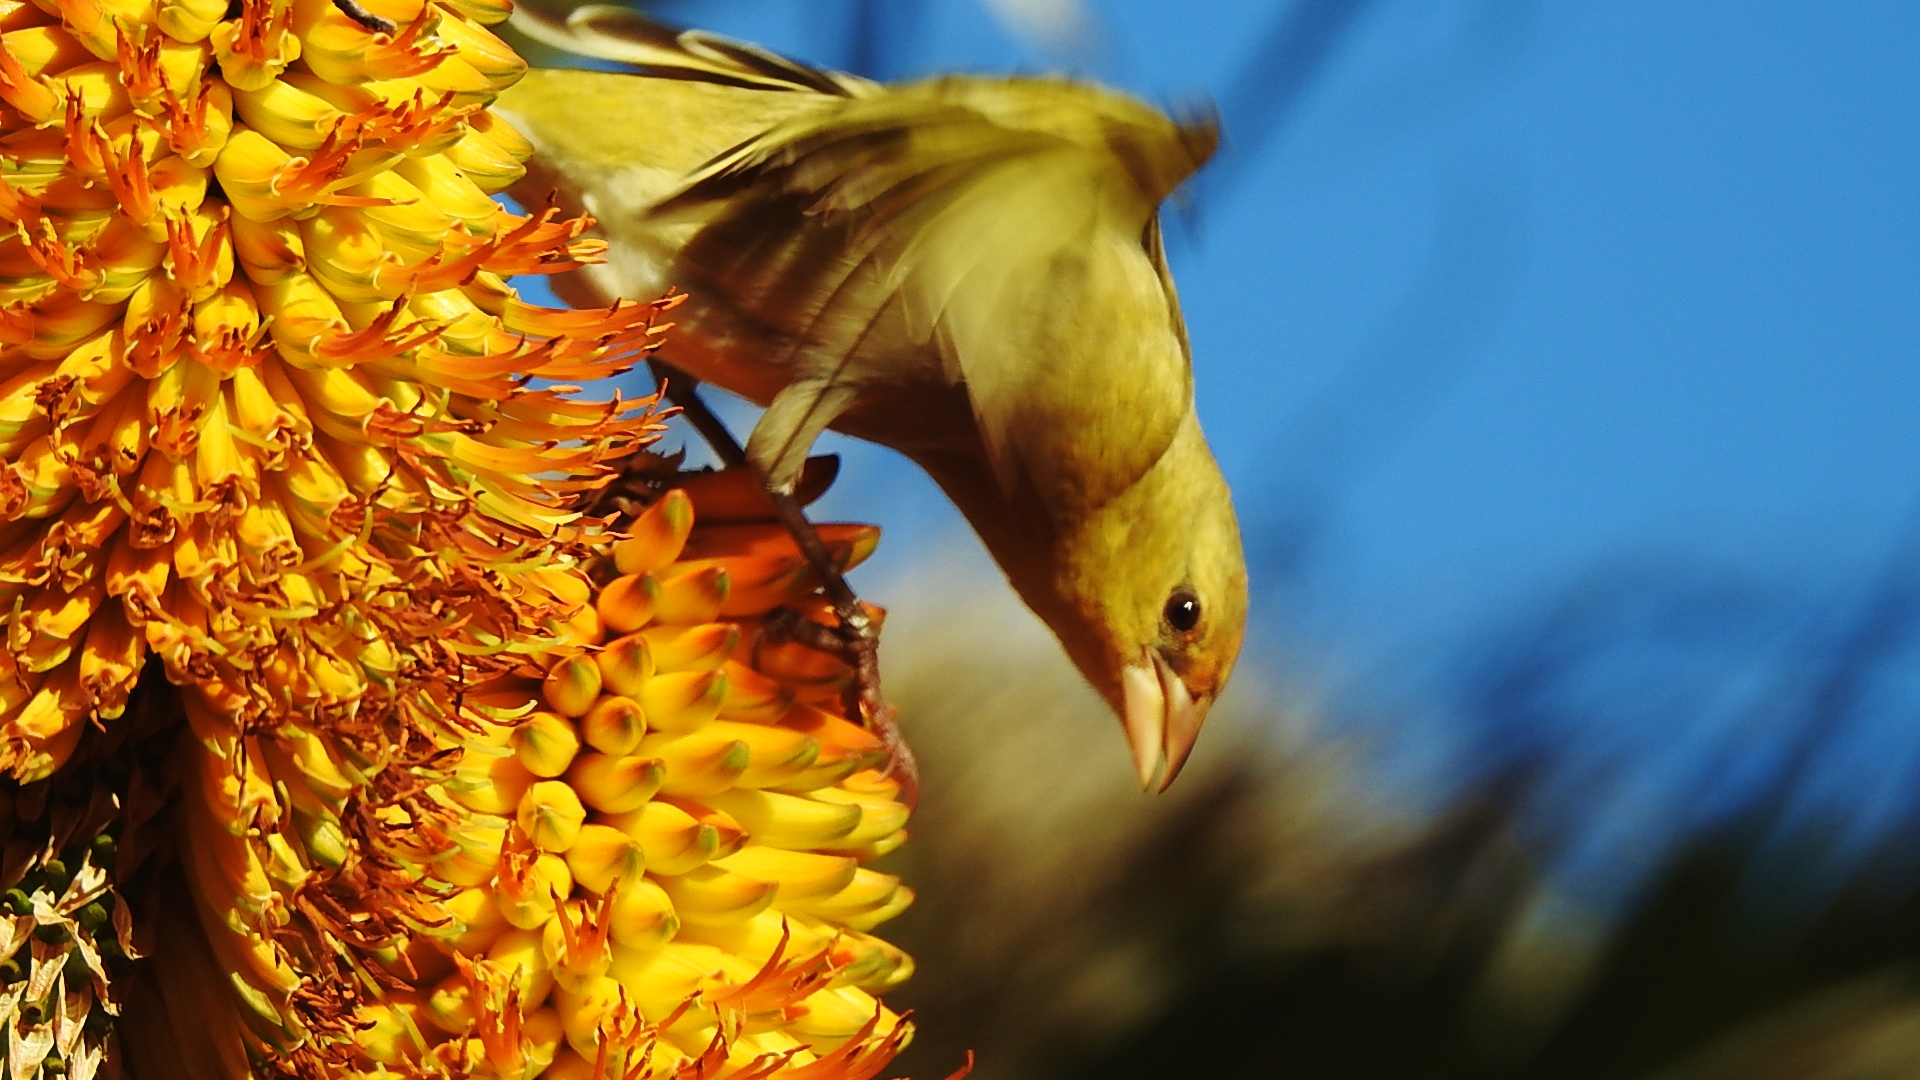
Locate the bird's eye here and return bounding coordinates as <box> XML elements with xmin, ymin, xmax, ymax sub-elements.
<box><xmin>1163</xmin><ymin>589</ymin><xmax>1201</xmax><ymax>634</ymax></box>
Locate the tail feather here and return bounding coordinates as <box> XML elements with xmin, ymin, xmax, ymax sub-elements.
<box><xmin>509</xmin><ymin>3</ymin><xmax>871</xmax><ymax>96</ymax></box>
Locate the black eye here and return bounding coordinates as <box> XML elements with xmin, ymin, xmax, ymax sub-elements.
<box><xmin>1164</xmin><ymin>589</ymin><xmax>1201</xmax><ymax>634</ymax></box>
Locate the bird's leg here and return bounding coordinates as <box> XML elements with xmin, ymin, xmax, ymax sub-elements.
<box><xmin>649</xmin><ymin>362</ymin><xmax>919</xmax><ymax>802</ymax></box>
<box><xmin>331</xmin><ymin>0</ymin><xmax>396</xmax><ymax>33</ymax></box>
<box><xmin>757</xmin><ymin>605</ymin><xmax>918</xmax><ymax>805</ymax></box>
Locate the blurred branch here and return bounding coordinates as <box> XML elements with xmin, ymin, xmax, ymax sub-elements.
<box><xmin>1199</xmin><ymin>0</ymin><xmax>1383</xmax><ymax>207</ymax></box>
<box><xmin>844</xmin><ymin>0</ymin><xmax>885</xmax><ymax>79</ymax></box>
<box><xmin>842</xmin><ymin>0</ymin><xmax>924</xmax><ymax>80</ymax></box>
<box><xmin>1740</xmin><ymin>496</ymin><xmax>1920</xmax><ymax>916</ymax></box>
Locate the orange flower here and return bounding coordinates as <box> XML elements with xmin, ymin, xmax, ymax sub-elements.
<box><xmin>402</xmin><ymin>482</ymin><xmax>916</xmax><ymax>1080</ymax></box>
<box><xmin>0</xmin><ymin>0</ymin><xmax>665</xmax><ymax>780</ymax></box>
<box><xmin>160</xmin><ymin>467</ymin><xmax>925</xmax><ymax>1080</ymax></box>
<box><xmin>0</xmin><ymin>0</ymin><xmax>677</xmax><ymax>1073</ymax></box>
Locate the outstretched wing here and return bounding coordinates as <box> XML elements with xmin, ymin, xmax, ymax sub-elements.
<box><xmin>656</xmin><ymin>78</ymin><xmax>1218</xmax><ymax>511</ymax></box>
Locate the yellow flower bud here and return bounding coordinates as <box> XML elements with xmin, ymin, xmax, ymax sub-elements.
<box><xmin>645</xmin><ymin>733</ymin><xmax>750</xmax><ymax>800</ymax></box>
<box><xmin>653</xmin><ymin>865</ymin><xmax>775</xmax><ymax>928</ymax></box>
<box><xmin>443</xmin><ymin>885</ymin><xmax>507</xmax><ymax>954</ymax></box>
<box><xmin>612</xmin><ymin>489</ymin><xmax>692</xmax><ymax>575</ymax></box>
<box><xmin>607</xmin><ymin>879</ymin><xmax>679</xmax><ymax>953</ymax></box>
<box><xmin>516</xmin><ymin>779</ymin><xmax>585</xmax><ymax>853</ymax></box>
<box><xmin>604</xmin><ymin>801</ymin><xmax>730</xmax><ymax>877</ymax></box>
<box><xmin>650</xmin><ymin>563</ymin><xmax>729</xmax><ymax>625</ymax></box>
<box><xmin>552</xmin><ymin>974</ymin><xmax>625</xmax><ymax>1059</ymax></box>
<box><xmin>511</xmin><ymin>710</ymin><xmax>580</xmax><ymax>779</ymax></box>
<box><xmin>714</xmin><ymin>847</ymin><xmax>858</xmax><ymax>906</ymax></box>
<box><xmin>563</xmin><ymin>824</ymin><xmax>645</xmax><ymax>896</ymax></box>
<box><xmin>563</xmin><ymin>752</ymin><xmax>664</xmax><ymax>815</ymax></box>
<box><xmin>594</xmin><ymin>571</ymin><xmax>659</xmax><ymax>634</ymax></box>
<box><xmin>638</xmin><ymin>623</ymin><xmax>738</xmax><ymax>676</ymax></box>
<box><xmin>635</xmin><ymin>669</ymin><xmax>727</xmax><ymax>736</ymax></box>
<box><xmin>485</xmin><ymin>927</ymin><xmax>554</xmax><ymax>1009</ymax></box>
<box><xmin>541</xmin><ymin>654</ymin><xmax>601</xmax><ymax>718</ymax></box>
<box><xmin>578</xmin><ymin>694</ymin><xmax>646</xmax><ymax>756</ymax></box>
<box><xmin>594</xmin><ymin>633</ymin><xmax>654</xmax><ymax>700</ymax></box>
<box><xmin>715</xmin><ymin>661</ymin><xmax>796</xmax><ymax>723</ymax></box>
<box><xmin>701</xmin><ymin>789</ymin><xmax>861</xmax><ymax>851</ymax></box>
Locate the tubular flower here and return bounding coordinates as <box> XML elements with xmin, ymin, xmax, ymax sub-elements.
<box><xmin>0</xmin><ymin>0</ymin><xmax>669</xmax><ymax>783</ymax></box>
<box><xmin>160</xmin><ymin>467</ymin><xmax>922</xmax><ymax>1079</ymax></box>
<box><xmin>0</xmin><ymin>0</ymin><xmax>677</xmax><ymax>1071</ymax></box>
<box><xmin>1</xmin><ymin>0</ymin><xmax>938</xmax><ymax>1073</ymax></box>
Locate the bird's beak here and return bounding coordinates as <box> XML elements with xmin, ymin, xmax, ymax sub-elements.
<box><xmin>1121</xmin><ymin>655</ymin><xmax>1211</xmax><ymax>793</ymax></box>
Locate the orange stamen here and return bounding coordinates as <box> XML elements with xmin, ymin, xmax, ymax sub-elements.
<box><xmin>263</xmin><ymin>123</ymin><xmax>390</xmax><ymax>209</ymax></box>
<box><xmin>116</xmin><ymin>27</ymin><xmax>170</xmax><ymax>117</ymax></box>
<box><xmin>308</xmin><ymin>292</ymin><xmax>445</xmax><ymax>368</ymax></box>
<box><xmin>227</xmin><ymin>0</ymin><xmax>296</xmax><ymax>69</ymax></box>
<box><xmin>356</xmin><ymin>89</ymin><xmax>476</xmax><ymax>152</ymax></box>
<box><xmin>19</xmin><ymin>220</ymin><xmax>102</xmax><ymax>296</ymax></box>
<box><xmin>159</xmin><ymin>79</ymin><xmax>221</xmax><ymax>162</ymax></box>
<box><xmin>367</xmin><ymin>7</ymin><xmax>457</xmax><ymax>80</ymax></box>
<box><xmin>61</xmin><ymin>93</ymin><xmax>110</xmax><ymax>180</ymax></box>
<box><xmin>163</xmin><ymin>210</ymin><xmax>231</xmax><ymax>297</ymax></box>
<box><xmin>125</xmin><ymin>292</ymin><xmax>192</xmax><ymax>379</ymax></box>
<box><xmin>0</xmin><ymin>40</ymin><xmax>59</xmax><ymax>123</ymax></box>
<box><xmin>100</xmin><ymin>141</ymin><xmax>158</xmax><ymax>225</ymax></box>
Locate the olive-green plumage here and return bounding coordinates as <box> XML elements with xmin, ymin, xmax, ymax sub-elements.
<box><xmin>498</xmin><ymin>5</ymin><xmax>1248</xmax><ymax>789</ymax></box>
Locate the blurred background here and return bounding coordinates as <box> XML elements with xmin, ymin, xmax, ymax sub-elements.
<box><xmin>509</xmin><ymin>3</ymin><xmax>1920</xmax><ymax>1077</ymax></box>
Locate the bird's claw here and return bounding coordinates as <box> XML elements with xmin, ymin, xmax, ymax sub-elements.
<box><xmin>760</xmin><ymin>606</ymin><xmax>854</xmax><ymax>660</ymax></box>
<box><xmin>759</xmin><ymin>606</ymin><xmax>919</xmax><ymax>806</ymax></box>
<box><xmin>644</xmin><ymin>363</ymin><xmax>921</xmax><ymax>805</ymax></box>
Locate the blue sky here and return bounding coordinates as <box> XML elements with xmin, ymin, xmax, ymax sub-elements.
<box><xmin>611</xmin><ymin>0</ymin><xmax>1920</xmax><ymax>664</ymax></box>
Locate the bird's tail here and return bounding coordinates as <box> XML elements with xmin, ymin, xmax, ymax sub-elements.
<box><xmin>508</xmin><ymin>2</ymin><xmax>872</xmax><ymax>97</ymax></box>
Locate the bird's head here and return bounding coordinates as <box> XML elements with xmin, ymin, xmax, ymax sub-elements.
<box><xmin>1049</xmin><ymin>414</ymin><xmax>1248</xmax><ymax>792</ymax></box>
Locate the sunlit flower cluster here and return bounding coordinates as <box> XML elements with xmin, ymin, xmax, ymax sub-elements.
<box><xmin>139</xmin><ymin>475</ymin><xmax>922</xmax><ymax>1080</ymax></box>
<box><xmin>0</xmin><ymin>0</ymin><xmax>666</xmax><ymax>784</ymax></box>
<box><xmin>0</xmin><ymin>0</ymin><xmax>776</xmax><ymax>1073</ymax></box>
<box><xmin>0</xmin><ymin>0</ymin><xmax>931</xmax><ymax>1076</ymax></box>
<box><xmin>333</xmin><ymin>485</ymin><xmax>919</xmax><ymax>1080</ymax></box>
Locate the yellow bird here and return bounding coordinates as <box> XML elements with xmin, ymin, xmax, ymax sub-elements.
<box><xmin>496</xmin><ymin>6</ymin><xmax>1248</xmax><ymax>791</ymax></box>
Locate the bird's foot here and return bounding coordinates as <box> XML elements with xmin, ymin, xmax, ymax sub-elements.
<box><xmin>644</xmin><ymin>361</ymin><xmax>919</xmax><ymax>804</ymax></box>
<box><xmin>761</xmin><ymin>492</ymin><xmax>920</xmax><ymax>805</ymax></box>
<box><xmin>761</xmin><ymin>602</ymin><xmax>919</xmax><ymax>807</ymax></box>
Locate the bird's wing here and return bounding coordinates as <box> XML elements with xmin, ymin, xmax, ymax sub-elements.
<box><xmin>655</xmin><ymin>80</ymin><xmax>1217</xmax><ymax>510</ymax></box>
<box><xmin>510</xmin><ymin>3</ymin><xmax>873</xmax><ymax>96</ymax></box>
<box><xmin>496</xmin><ymin>6</ymin><xmax>864</xmax><ymax>333</ymax></box>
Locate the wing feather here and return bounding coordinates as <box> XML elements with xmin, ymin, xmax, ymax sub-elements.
<box><xmin>655</xmin><ymin>80</ymin><xmax>1215</xmax><ymax>510</ymax></box>
<box><xmin>504</xmin><ymin>8</ymin><xmax>1219</xmax><ymax>511</ymax></box>
<box><xmin>510</xmin><ymin>4</ymin><xmax>872</xmax><ymax>96</ymax></box>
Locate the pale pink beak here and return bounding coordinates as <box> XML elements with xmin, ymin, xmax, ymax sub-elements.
<box><xmin>1121</xmin><ymin>655</ymin><xmax>1210</xmax><ymax>793</ymax></box>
